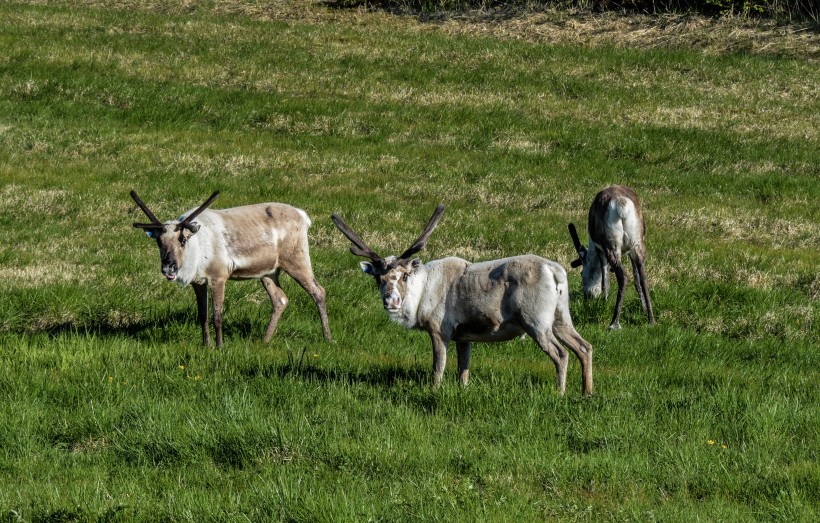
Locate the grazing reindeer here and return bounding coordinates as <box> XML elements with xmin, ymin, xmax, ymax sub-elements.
<box><xmin>568</xmin><ymin>185</ymin><xmax>655</xmax><ymax>330</ymax></box>
<box><xmin>130</xmin><ymin>190</ymin><xmax>332</xmax><ymax>347</ymax></box>
<box><xmin>332</xmin><ymin>205</ymin><xmax>593</xmax><ymax>396</ymax></box>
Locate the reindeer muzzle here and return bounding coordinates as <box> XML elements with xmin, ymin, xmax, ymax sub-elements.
<box><xmin>383</xmin><ymin>291</ymin><xmax>402</xmax><ymax>311</ymax></box>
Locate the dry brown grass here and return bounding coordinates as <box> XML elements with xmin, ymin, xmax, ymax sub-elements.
<box><xmin>419</xmin><ymin>8</ymin><xmax>820</xmax><ymax>60</ymax></box>
<box><xmin>17</xmin><ymin>1</ymin><xmax>820</xmax><ymax>60</ymax></box>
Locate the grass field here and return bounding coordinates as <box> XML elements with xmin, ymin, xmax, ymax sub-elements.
<box><xmin>1</xmin><ymin>1</ymin><xmax>818</xmax><ymax>521</ymax></box>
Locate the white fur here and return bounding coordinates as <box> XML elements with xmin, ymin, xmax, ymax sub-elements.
<box><xmin>387</xmin><ymin>265</ymin><xmax>428</xmax><ymax>329</ymax></box>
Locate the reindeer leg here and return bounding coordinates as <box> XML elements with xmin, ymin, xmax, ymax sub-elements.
<box><xmin>552</xmin><ymin>286</ymin><xmax>594</xmax><ymax>395</ymax></box>
<box><xmin>600</xmin><ymin>251</ymin><xmax>610</xmax><ymax>300</ymax></box>
<box><xmin>522</xmin><ymin>323</ymin><xmax>568</xmax><ymax>396</ymax></box>
<box><xmin>609</xmin><ymin>260</ymin><xmax>626</xmax><ymax>331</ymax></box>
<box><xmin>260</xmin><ymin>272</ymin><xmax>288</xmax><ymax>343</ymax></box>
<box><xmin>456</xmin><ymin>341</ymin><xmax>471</xmax><ymax>386</ymax></box>
<box><xmin>428</xmin><ymin>331</ymin><xmax>448</xmax><ymax>388</ymax></box>
<box><xmin>631</xmin><ymin>255</ymin><xmax>655</xmax><ymax>324</ymax></box>
<box><xmin>529</xmin><ymin>332</ymin><xmax>568</xmax><ymax>396</ymax></box>
<box><xmin>192</xmin><ymin>283</ymin><xmax>210</xmax><ymax>346</ymax></box>
<box><xmin>211</xmin><ymin>278</ymin><xmax>227</xmax><ymax>349</ymax></box>
<box><xmin>553</xmin><ymin>324</ymin><xmax>594</xmax><ymax>396</ymax></box>
<box><xmin>310</xmin><ymin>278</ymin><xmax>332</xmax><ymax>342</ymax></box>
<box><xmin>283</xmin><ymin>266</ymin><xmax>332</xmax><ymax>342</ymax></box>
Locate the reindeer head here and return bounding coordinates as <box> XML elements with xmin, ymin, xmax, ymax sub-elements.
<box><xmin>131</xmin><ymin>190</ymin><xmax>219</xmax><ymax>282</ymax></box>
<box><xmin>568</xmin><ymin>222</ymin><xmax>604</xmax><ymax>298</ymax></box>
<box><xmin>331</xmin><ymin>204</ymin><xmax>445</xmax><ymax>312</ymax></box>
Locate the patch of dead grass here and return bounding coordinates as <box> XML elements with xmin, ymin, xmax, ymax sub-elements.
<box><xmin>0</xmin><ymin>264</ymin><xmax>83</xmax><ymax>287</ymax></box>
<box><xmin>0</xmin><ymin>184</ymin><xmax>68</xmax><ymax>217</ymax></box>
<box><xmin>71</xmin><ymin>435</ymin><xmax>109</xmax><ymax>454</ymax></box>
<box><xmin>18</xmin><ymin>1</ymin><xmax>819</xmax><ymax>61</ymax></box>
<box><xmin>655</xmin><ymin>205</ymin><xmax>818</xmax><ymax>250</ymax></box>
<box><xmin>422</xmin><ymin>8</ymin><xmax>820</xmax><ymax>61</ymax></box>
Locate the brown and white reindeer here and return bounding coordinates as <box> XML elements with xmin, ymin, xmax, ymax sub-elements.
<box><xmin>332</xmin><ymin>204</ymin><xmax>593</xmax><ymax>396</ymax></box>
<box><xmin>130</xmin><ymin>190</ymin><xmax>332</xmax><ymax>347</ymax></box>
<box><xmin>568</xmin><ymin>185</ymin><xmax>655</xmax><ymax>331</ymax></box>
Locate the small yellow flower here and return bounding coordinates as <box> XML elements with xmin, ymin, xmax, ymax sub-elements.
<box><xmin>707</xmin><ymin>440</ymin><xmax>716</xmax><ymax>445</ymax></box>
<box><xmin>721</xmin><ymin>444</ymin><xmax>728</xmax><ymax>449</ymax></box>
<box><xmin>313</xmin><ymin>353</ymin><xmax>319</xmax><ymax>358</ymax></box>
<box><xmin>179</xmin><ymin>364</ymin><xmax>185</xmax><ymax>370</ymax></box>
<box><xmin>108</xmin><ymin>376</ymin><xmax>113</xmax><ymax>382</ymax></box>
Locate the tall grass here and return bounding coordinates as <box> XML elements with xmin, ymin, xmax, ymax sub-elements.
<box><xmin>363</xmin><ymin>0</ymin><xmax>820</xmax><ymax>23</ymax></box>
<box><xmin>0</xmin><ymin>0</ymin><xmax>818</xmax><ymax>520</ymax></box>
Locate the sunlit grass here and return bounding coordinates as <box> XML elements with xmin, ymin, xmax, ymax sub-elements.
<box><xmin>0</xmin><ymin>1</ymin><xmax>818</xmax><ymax>521</ymax></box>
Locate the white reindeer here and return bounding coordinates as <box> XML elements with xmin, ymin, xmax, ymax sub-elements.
<box><xmin>130</xmin><ymin>190</ymin><xmax>332</xmax><ymax>347</ymax></box>
<box><xmin>568</xmin><ymin>185</ymin><xmax>655</xmax><ymax>331</ymax></box>
<box><xmin>332</xmin><ymin>205</ymin><xmax>593</xmax><ymax>396</ymax></box>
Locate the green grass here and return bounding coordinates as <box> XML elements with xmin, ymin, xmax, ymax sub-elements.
<box><xmin>1</xmin><ymin>1</ymin><xmax>818</xmax><ymax>521</ymax></box>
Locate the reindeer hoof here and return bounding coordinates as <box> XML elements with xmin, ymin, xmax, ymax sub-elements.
<box><xmin>608</xmin><ymin>322</ymin><xmax>621</xmax><ymax>331</ymax></box>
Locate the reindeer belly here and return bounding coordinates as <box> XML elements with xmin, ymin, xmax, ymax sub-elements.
<box><xmin>226</xmin><ymin>257</ymin><xmax>278</xmax><ymax>280</ymax></box>
<box><xmin>452</xmin><ymin>319</ymin><xmax>525</xmax><ymax>342</ymax></box>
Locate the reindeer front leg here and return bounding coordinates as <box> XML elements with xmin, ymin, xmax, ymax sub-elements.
<box><xmin>428</xmin><ymin>330</ymin><xmax>449</xmax><ymax>388</ymax></box>
<box><xmin>192</xmin><ymin>283</ymin><xmax>210</xmax><ymax>346</ymax></box>
<box><xmin>211</xmin><ymin>278</ymin><xmax>227</xmax><ymax>348</ymax></box>
<box><xmin>456</xmin><ymin>341</ymin><xmax>471</xmax><ymax>386</ymax></box>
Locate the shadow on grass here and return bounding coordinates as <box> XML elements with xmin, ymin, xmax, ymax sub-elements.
<box><xmin>22</xmin><ymin>310</ymin><xmax>199</xmax><ymax>341</ymax></box>
<box><xmin>322</xmin><ymin>0</ymin><xmax>524</xmax><ymax>22</ymax></box>
<box><xmin>19</xmin><ymin>310</ymin><xmax>283</xmax><ymax>345</ymax></box>
<box><xmin>240</xmin><ymin>358</ymin><xmax>430</xmax><ymax>390</ymax></box>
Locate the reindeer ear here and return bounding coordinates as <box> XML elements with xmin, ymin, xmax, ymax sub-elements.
<box><xmin>409</xmin><ymin>259</ymin><xmax>421</xmax><ymax>271</ymax></box>
<box><xmin>140</xmin><ymin>226</ymin><xmax>164</xmax><ymax>238</ymax></box>
<box><xmin>360</xmin><ymin>261</ymin><xmax>376</xmax><ymax>275</ymax></box>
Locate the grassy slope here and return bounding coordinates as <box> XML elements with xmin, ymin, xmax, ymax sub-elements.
<box><xmin>0</xmin><ymin>1</ymin><xmax>818</xmax><ymax>521</ymax></box>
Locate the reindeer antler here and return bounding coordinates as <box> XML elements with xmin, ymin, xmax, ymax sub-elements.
<box><xmin>398</xmin><ymin>204</ymin><xmax>445</xmax><ymax>261</ymax></box>
<box><xmin>330</xmin><ymin>213</ymin><xmax>383</xmax><ymax>261</ymax></box>
<box><xmin>332</xmin><ymin>204</ymin><xmax>445</xmax><ymax>269</ymax></box>
<box><xmin>176</xmin><ymin>191</ymin><xmax>219</xmax><ymax>233</ymax></box>
<box><xmin>567</xmin><ymin>223</ymin><xmax>586</xmax><ymax>268</ymax></box>
<box><xmin>131</xmin><ymin>190</ymin><xmax>164</xmax><ymax>229</ymax></box>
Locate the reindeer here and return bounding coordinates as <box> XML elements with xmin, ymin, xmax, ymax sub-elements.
<box><xmin>130</xmin><ymin>190</ymin><xmax>332</xmax><ymax>347</ymax></box>
<box><xmin>568</xmin><ymin>185</ymin><xmax>655</xmax><ymax>331</ymax></box>
<box><xmin>331</xmin><ymin>205</ymin><xmax>593</xmax><ymax>396</ymax></box>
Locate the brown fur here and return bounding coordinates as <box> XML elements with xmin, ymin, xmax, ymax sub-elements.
<box><xmin>132</xmin><ymin>193</ymin><xmax>332</xmax><ymax>347</ymax></box>
<box><xmin>575</xmin><ymin>185</ymin><xmax>654</xmax><ymax>330</ymax></box>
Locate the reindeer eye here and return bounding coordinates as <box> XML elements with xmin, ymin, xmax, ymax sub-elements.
<box><xmin>402</xmin><ymin>273</ymin><xmax>409</xmax><ymax>282</ymax></box>
<box><xmin>179</xmin><ymin>236</ymin><xmax>187</xmax><ymax>246</ymax></box>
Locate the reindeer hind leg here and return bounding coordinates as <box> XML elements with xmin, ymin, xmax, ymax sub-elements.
<box><xmin>550</xmin><ymin>289</ymin><xmax>593</xmax><ymax>395</ymax></box>
<box><xmin>260</xmin><ymin>272</ymin><xmax>288</xmax><ymax>343</ymax></box>
<box><xmin>552</xmin><ymin>323</ymin><xmax>594</xmax><ymax>396</ymax></box>
<box><xmin>605</xmin><ymin>247</ymin><xmax>626</xmax><ymax>330</ymax></box>
<box><xmin>282</xmin><ymin>263</ymin><xmax>332</xmax><ymax>342</ymax></box>
<box><xmin>630</xmin><ymin>255</ymin><xmax>655</xmax><ymax>324</ymax></box>
<box><xmin>523</xmin><ymin>324</ymin><xmax>568</xmax><ymax>396</ymax></box>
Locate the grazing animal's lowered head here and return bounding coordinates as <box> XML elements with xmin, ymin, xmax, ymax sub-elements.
<box><xmin>130</xmin><ymin>190</ymin><xmax>332</xmax><ymax>347</ymax></box>
<box><xmin>568</xmin><ymin>185</ymin><xmax>655</xmax><ymax>330</ymax></box>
